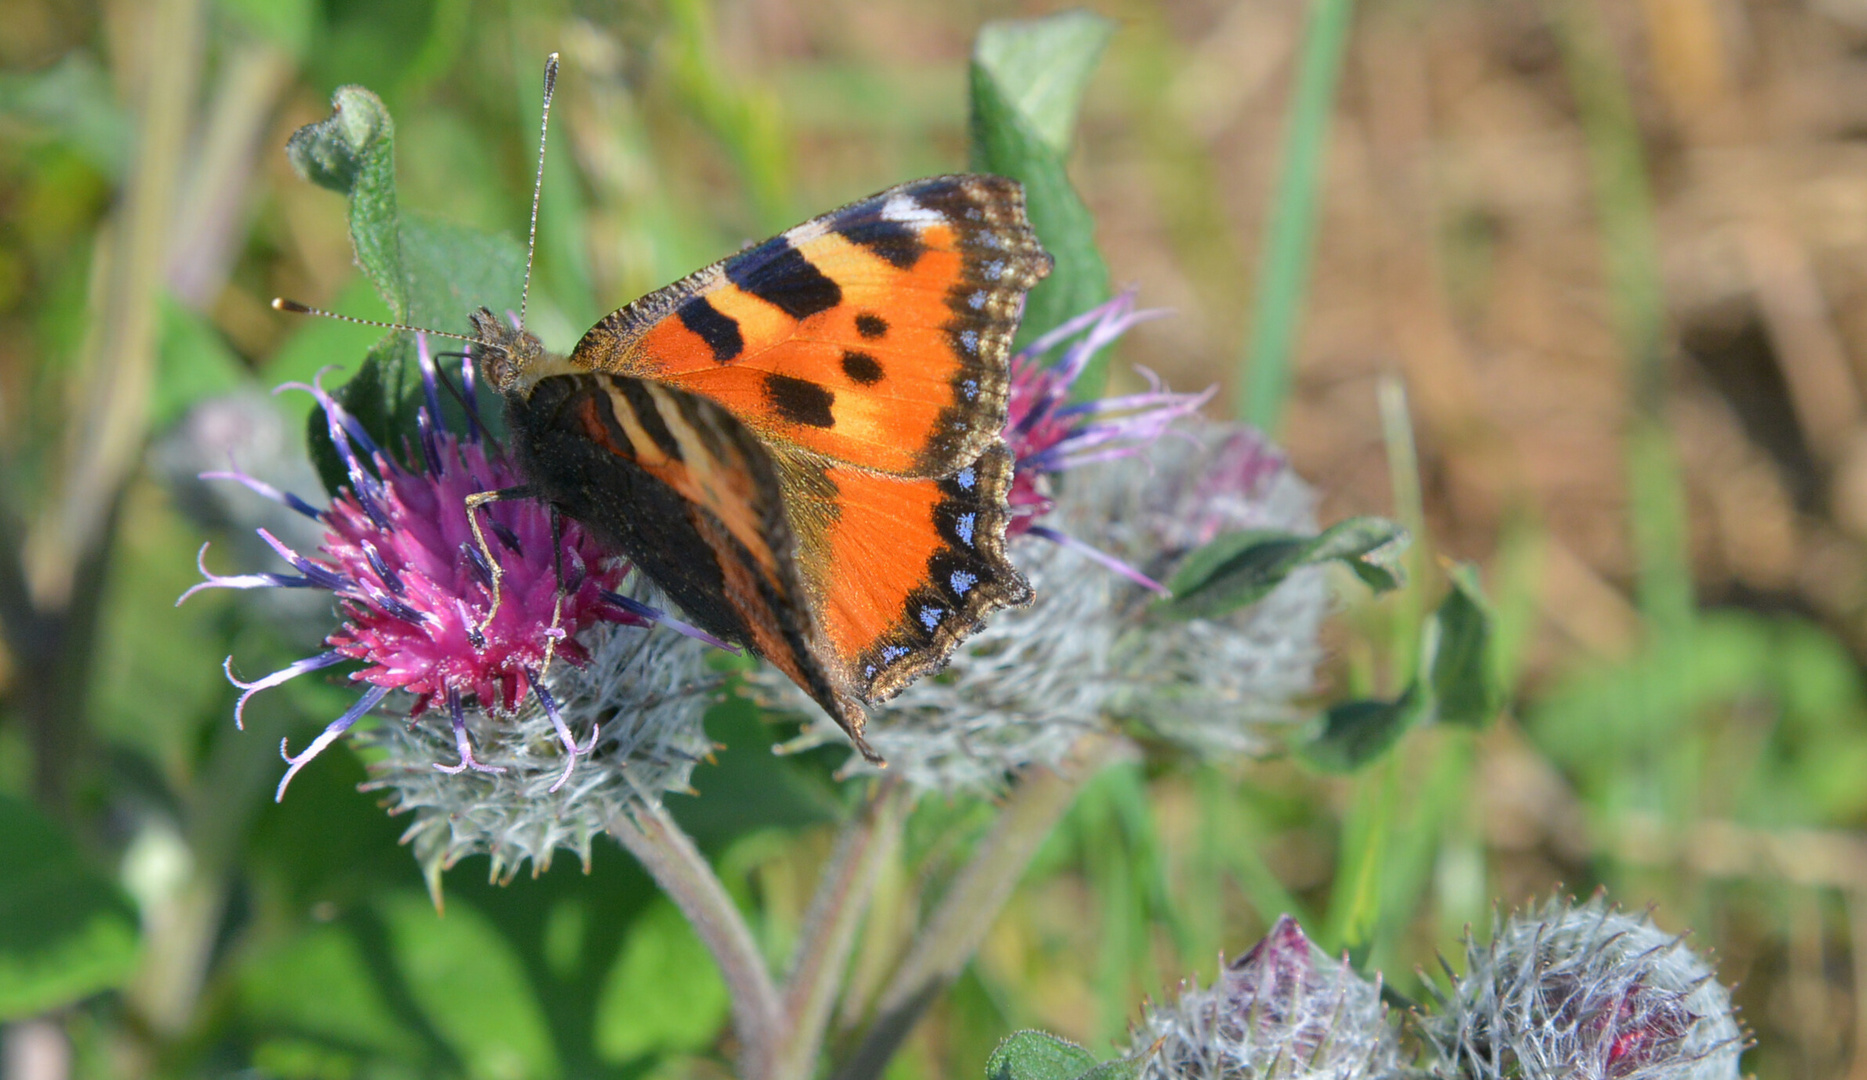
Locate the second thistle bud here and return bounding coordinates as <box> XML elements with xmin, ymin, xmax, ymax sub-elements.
<box><xmin>1423</xmin><ymin>895</ymin><xmax>1745</xmax><ymax>1080</ymax></box>
<box><xmin>1127</xmin><ymin>915</ymin><xmax>1401</xmax><ymax>1080</ymax></box>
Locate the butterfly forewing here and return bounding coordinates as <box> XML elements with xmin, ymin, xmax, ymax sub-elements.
<box><xmin>566</xmin><ymin>175</ymin><xmax>1052</xmax><ymax>478</ymax></box>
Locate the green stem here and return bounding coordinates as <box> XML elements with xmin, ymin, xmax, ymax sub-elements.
<box><xmin>831</xmin><ymin>732</ymin><xmax>1132</xmax><ymax>1080</ymax></box>
<box><xmin>1239</xmin><ymin>0</ymin><xmax>1357</xmax><ymax>433</ymax></box>
<box><xmin>610</xmin><ymin>798</ymin><xmax>782</xmax><ymax>1080</ymax></box>
<box><xmin>770</xmin><ymin>779</ymin><xmax>908</xmax><ymax>1080</ymax></box>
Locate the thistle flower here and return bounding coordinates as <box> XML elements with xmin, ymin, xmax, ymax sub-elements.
<box><xmin>1126</xmin><ymin>914</ymin><xmax>1402</xmax><ymax>1080</ymax></box>
<box><xmin>181</xmin><ymin>337</ymin><xmax>718</xmax><ymax>800</ymax></box>
<box><xmin>1003</xmin><ymin>289</ymin><xmax>1212</xmax><ymax>587</ymax></box>
<box><xmin>1096</xmin><ymin>426</ymin><xmax>1328</xmax><ymax>756</ymax></box>
<box><xmin>358</xmin><ymin>583</ymin><xmax>720</xmax><ymax>887</ymax></box>
<box><xmin>1423</xmin><ymin>895</ymin><xmax>1746</xmax><ymax>1080</ymax></box>
<box><xmin>759</xmin><ymin>298</ymin><xmax>1323</xmax><ymax>791</ymax></box>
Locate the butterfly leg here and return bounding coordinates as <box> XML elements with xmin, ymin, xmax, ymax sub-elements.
<box><xmin>538</xmin><ymin>506</ymin><xmax>569</xmax><ymax>677</ymax></box>
<box><xmin>465</xmin><ymin>484</ymin><xmax>541</xmax><ymax>635</ymax></box>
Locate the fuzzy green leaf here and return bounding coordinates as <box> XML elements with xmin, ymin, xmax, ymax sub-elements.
<box><xmin>970</xmin><ymin>12</ymin><xmax>1112</xmax><ymax>369</ymax></box>
<box><xmin>287</xmin><ymin>85</ymin><xmax>405</xmax><ymax>320</ymax></box>
<box><xmin>1160</xmin><ymin>516</ymin><xmax>1409</xmax><ymax>620</ymax></box>
<box><xmin>401</xmin><ymin>212</ymin><xmax>525</xmax><ymax>336</ymax></box>
<box><xmin>1300</xmin><ymin>686</ymin><xmax>1426</xmax><ymax>773</ymax></box>
<box><xmin>0</xmin><ymin>796</ymin><xmax>141</xmax><ymax>1019</ymax></box>
<box><xmin>1425</xmin><ymin>563</ymin><xmax>1500</xmax><ymax>728</ymax></box>
<box><xmin>986</xmin><ymin>1031</ymin><xmax>1108</xmax><ymax>1080</ymax></box>
<box><xmin>284</xmin><ymin>87</ymin><xmax>525</xmax><ymax>495</ymax></box>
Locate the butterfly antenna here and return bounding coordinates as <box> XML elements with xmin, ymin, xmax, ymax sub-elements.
<box><xmin>269</xmin><ymin>299</ymin><xmax>493</xmax><ymax>347</ymax></box>
<box><xmin>518</xmin><ymin>52</ymin><xmax>559</xmax><ymax>334</ymax></box>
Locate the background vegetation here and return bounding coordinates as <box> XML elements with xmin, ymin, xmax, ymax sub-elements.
<box><xmin>1</xmin><ymin>0</ymin><xmax>1864</xmax><ymax>1077</ymax></box>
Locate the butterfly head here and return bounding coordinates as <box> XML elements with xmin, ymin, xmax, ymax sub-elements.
<box><xmin>469</xmin><ymin>306</ymin><xmax>548</xmax><ymax>394</ymax></box>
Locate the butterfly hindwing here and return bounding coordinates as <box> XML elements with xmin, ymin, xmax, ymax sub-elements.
<box><xmin>772</xmin><ymin>441</ymin><xmax>1033</xmax><ymax>703</ymax></box>
<box><xmin>565</xmin><ymin>175</ymin><xmax>1053</xmax><ymax>478</ymax></box>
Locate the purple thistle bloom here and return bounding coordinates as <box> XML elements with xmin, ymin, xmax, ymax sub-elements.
<box><xmin>1002</xmin><ymin>290</ymin><xmax>1213</xmax><ymax>590</ymax></box>
<box><xmin>181</xmin><ymin>336</ymin><xmax>694</xmax><ymax>800</ymax></box>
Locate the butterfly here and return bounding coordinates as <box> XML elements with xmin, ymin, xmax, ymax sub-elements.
<box><xmin>467</xmin><ymin>172</ymin><xmax>1049</xmax><ymax>761</ymax></box>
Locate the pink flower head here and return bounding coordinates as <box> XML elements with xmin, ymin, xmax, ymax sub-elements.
<box><xmin>1002</xmin><ymin>291</ymin><xmax>1213</xmax><ymax>589</ymax></box>
<box><xmin>182</xmin><ymin>336</ymin><xmax>723</xmax><ymax>799</ymax></box>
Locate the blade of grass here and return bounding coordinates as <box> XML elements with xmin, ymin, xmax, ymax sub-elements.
<box><xmin>1239</xmin><ymin>0</ymin><xmax>1357</xmax><ymax>434</ymax></box>
<box><xmin>1550</xmin><ymin>0</ymin><xmax>1694</xmax><ymax>639</ymax></box>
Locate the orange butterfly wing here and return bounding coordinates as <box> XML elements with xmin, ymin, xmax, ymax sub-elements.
<box><xmin>773</xmin><ymin>442</ymin><xmax>1032</xmax><ymax>702</ymax></box>
<box><xmin>564</xmin><ymin>175</ymin><xmax>1051</xmax><ymax>477</ymax></box>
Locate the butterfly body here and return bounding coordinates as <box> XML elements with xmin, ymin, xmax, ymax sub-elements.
<box><xmin>475</xmin><ymin>175</ymin><xmax>1050</xmax><ymax>757</ymax></box>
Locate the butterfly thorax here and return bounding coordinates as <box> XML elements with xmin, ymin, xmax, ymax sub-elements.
<box><xmin>469</xmin><ymin>306</ymin><xmax>584</xmax><ymax>396</ymax></box>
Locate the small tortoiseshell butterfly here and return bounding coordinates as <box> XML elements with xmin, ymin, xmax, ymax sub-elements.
<box><xmin>286</xmin><ymin>55</ymin><xmax>1049</xmax><ymax>761</ymax></box>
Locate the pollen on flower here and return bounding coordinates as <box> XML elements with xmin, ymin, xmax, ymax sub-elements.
<box><xmin>181</xmin><ymin>336</ymin><xmax>715</xmax><ymax>800</ymax></box>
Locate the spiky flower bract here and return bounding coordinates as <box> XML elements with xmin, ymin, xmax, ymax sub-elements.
<box><xmin>1126</xmin><ymin>914</ymin><xmax>1402</xmax><ymax>1080</ymax></box>
<box><xmin>1423</xmin><ymin>895</ymin><xmax>1745</xmax><ymax>1080</ymax></box>
<box><xmin>1098</xmin><ymin>425</ymin><xmax>1328</xmax><ymax>756</ymax></box>
<box><xmin>182</xmin><ymin>337</ymin><xmax>719</xmax><ymax>801</ymax></box>
<box><xmin>756</xmin><ymin>297</ymin><xmax>1325</xmax><ymax>792</ymax></box>
<box><xmin>358</xmin><ymin>581</ymin><xmax>721</xmax><ymax>886</ymax></box>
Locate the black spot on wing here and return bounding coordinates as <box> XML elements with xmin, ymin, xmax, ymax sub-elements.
<box><xmin>841</xmin><ymin>350</ymin><xmax>883</xmax><ymax>385</ymax></box>
<box><xmin>833</xmin><ymin>217</ymin><xmax>925</xmax><ymax>270</ymax></box>
<box><xmin>855</xmin><ymin>313</ymin><xmax>888</xmax><ymax>339</ymax></box>
<box><xmin>726</xmin><ymin>236</ymin><xmax>842</xmax><ymax>320</ymax></box>
<box><xmin>677</xmin><ymin>296</ymin><xmax>743</xmax><ymax>363</ymax></box>
<box><xmin>764</xmin><ymin>373</ymin><xmax>836</xmax><ymax>428</ymax></box>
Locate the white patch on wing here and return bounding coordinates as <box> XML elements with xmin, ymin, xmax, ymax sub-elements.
<box><xmin>785</xmin><ymin>218</ymin><xmax>830</xmax><ymax>246</ymax></box>
<box><xmin>880</xmin><ymin>193</ymin><xmax>944</xmax><ymax>227</ymax></box>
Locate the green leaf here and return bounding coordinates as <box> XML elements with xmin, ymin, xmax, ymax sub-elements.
<box><xmin>1160</xmin><ymin>516</ymin><xmax>1409</xmax><ymax>621</ymax></box>
<box><xmin>236</xmin><ymin>923</ymin><xmax>425</xmax><ymax>1059</ymax></box>
<box><xmin>592</xmin><ymin>899</ymin><xmax>729</xmax><ymax>1061</ymax></box>
<box><xmin>283</xmin><ymin>87</ymin><xmax>527</xmax><ymax>496</ymax></box>
<box><xmin>1300</xmin><ymin>686</ymin><xmax>1426</xmax><ymax>773</ymax></box>
<box><xmin>0</xmin><ymin>795</ymin><xmax>141</xmax><ymax>1019</ymax></box>
<box><xmin>969</xmin><ymin>13</ymin><xmax>1113</xmax><ymax>367</ymax></box>
<box><xmin>1076</xmin><ymin>1060</ymin><xmax>1143</xmax><ymax>1080</ymax></box>
<box><xmin>380</xmin><ymin>891</ymin><xmax>559</xmax><ymax>1080</ymax></box>
<box><xmin>287</xmin><ymin>85</ymin><xmax>405</xmax><ymax>320</ymax></box>
<box><xmin>985</xmin><ymin>1030</ymin><xmax>1102</xmax><ymax>1080</ymax></box>
<box><xmin>1424</xmin><ymin>564</ymin><xmax>1499</xmax><ymax>728</ymax></box>
<box><xmin>400</xmin><ymin>212</ymin><xmax>525</xmax><ymax>336</ymax></box>
<box><xmin>972</xmin><ymin>12</ymin><xmax>1112</xmax><ymax>154</ymax></box>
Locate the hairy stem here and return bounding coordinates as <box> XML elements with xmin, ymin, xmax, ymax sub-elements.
<box><xmin>770</xmin><ymin>778</ymin><xmax>909</xmax><ymax>1080</ymax></box>
<box><xmin>610</xmin><ymin>798</ymin><xmax>782</xmax><ymax>1080</ymax></box>
<box><xmin>832</xmin><ymin>732</ymin><xmax>1131</xmax><ymax>1080</ymax></box>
